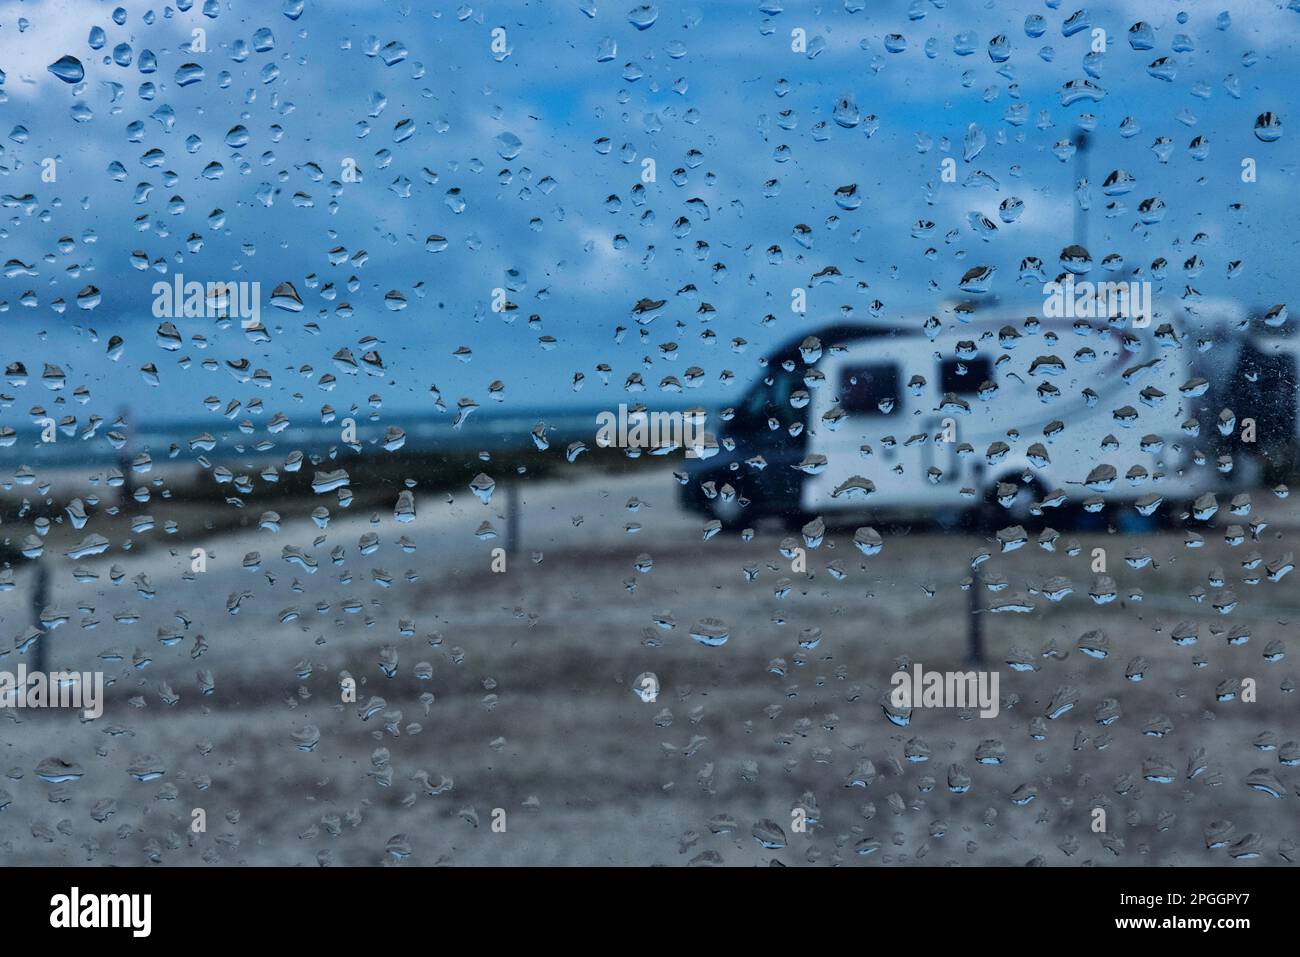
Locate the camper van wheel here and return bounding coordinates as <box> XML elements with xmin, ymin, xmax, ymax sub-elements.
<box><xmin>959</xmin><ymin>504</ymin><xmax>986</xmax><ymax>533</ymax></box>
<box><xmin>971</xmin><ymin>500</ymin><xmax>1006</xmax><ymax>534</ymax></box>
<box><xmin>779</xmin><ymin>510</ymin><xmax>811</xmax><ymax>534</ymax></box>
<box><xmin>933</xmin><ymin>507</ymin><xmax>966</xmax><ymax>531</ymax></box>
<box><xmin>1156</xmin><ymin>499</ymin><xmax>1185</xmax><ymax>530</ymax></box>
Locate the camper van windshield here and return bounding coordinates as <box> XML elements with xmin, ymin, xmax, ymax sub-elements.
<box><xmin>741</xmin><ymin>370</ymin><xmax>797</xmax><ymax>421</ymax></box>
<box><xmin>840</xmin><ymin>364</ymin><xmax>901</xmax><ymax>415</ymax></box>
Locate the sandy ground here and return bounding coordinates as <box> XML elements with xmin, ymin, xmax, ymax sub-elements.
<box><xmin>0</xmin><ymin>465</ymin><xmax>1297</xmax><ymax>866</ymax></box>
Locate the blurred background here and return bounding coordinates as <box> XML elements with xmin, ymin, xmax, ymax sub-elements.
<box><xmin>0</xmin><ymin>0</ymin><xmax>1297</xmax><ymax>865</ymax></box>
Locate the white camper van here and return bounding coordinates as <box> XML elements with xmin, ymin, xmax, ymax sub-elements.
<box><xmin>681</xmin><ymin>303</ymin><xmax>1266</xmax><ymax>530</ymax></box>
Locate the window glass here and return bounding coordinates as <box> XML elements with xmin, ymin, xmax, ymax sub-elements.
<box><xmin>841</xmin><ymin>364</ymin><xmax>901</xmax><ymax>414</ymax></box>
<box><xmin>2</xmin><ymin>0</ymin><xmax>1296</xmax><ymax>876</ymax></box>
<box><xmin>939</xmin><ymin>356</ymin><xmax>992</xmax><ymax>395</ymax></box>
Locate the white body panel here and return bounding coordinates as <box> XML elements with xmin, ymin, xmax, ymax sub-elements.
<box><xmin>801</xmin><ymin>314</ymin><xmax>1222</xmax><ymax>515</ymax></box>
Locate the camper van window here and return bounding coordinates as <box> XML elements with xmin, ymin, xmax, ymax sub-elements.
<box><xmin>939</xmin><ymin>356</ymin><xmax>993</xmax><ymax>396</ymax></box>
<box><xmin>840</xmin><ymin>364</ymin><xmax>901</xmax><ymax>415</ymax></box>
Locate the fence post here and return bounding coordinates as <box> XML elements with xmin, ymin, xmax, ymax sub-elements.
<box><xmin>32</xmin><ymin>559</ymin><xmax>49</xmax><ymax>674</ymax></box>
<box><xmin>506</xmin><ymin>480</ymin><xmax>521</xmax><ymax>557</ymax></box>
<box><xmin>967</xmin><ymin>564</ymin><xmax>984</xmax><ymax>664</ymax></box>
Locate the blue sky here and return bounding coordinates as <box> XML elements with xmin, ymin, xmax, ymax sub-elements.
<box><xmin>0</xmin><ymin>0</ymin><xmax>1295</xmax><ymax>431</ymax></box>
